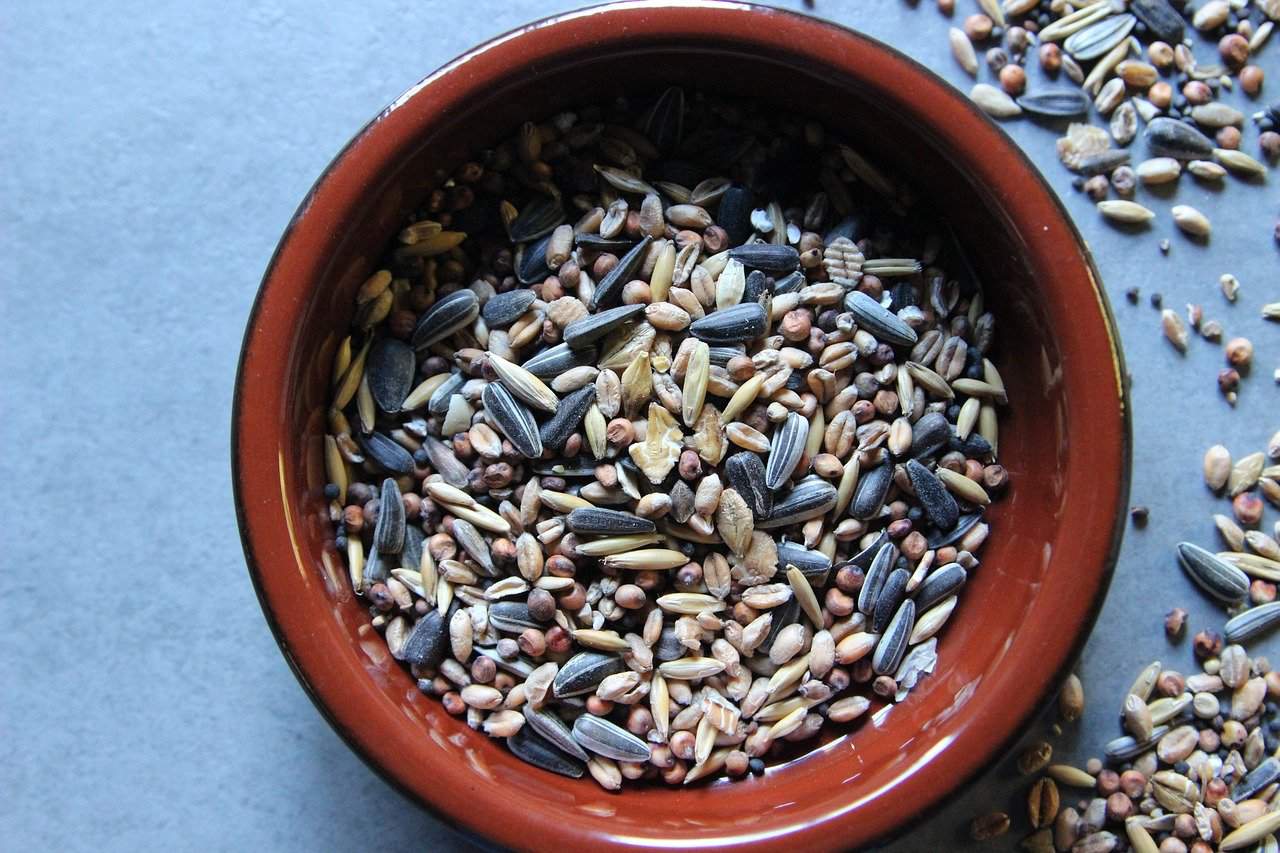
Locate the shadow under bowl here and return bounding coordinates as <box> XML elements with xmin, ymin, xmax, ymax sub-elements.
<box><xmin>233</xmin><ymin>3</ymin><xmax>1130</xmax><ymax>850</ymax></box>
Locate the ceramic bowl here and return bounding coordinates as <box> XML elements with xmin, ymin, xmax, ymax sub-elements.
<box><xmin>233</xmin><ymin>3</ymin><xmax>1130</xmax><ymax>849</ymax></box>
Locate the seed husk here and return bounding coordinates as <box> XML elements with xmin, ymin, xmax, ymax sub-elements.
<box><xmin>1229</xmin><ymin>451</ymin><xmax>1265</xmax><ymax>496</ymax></box>
<box><xmin>1161</xmin><ymin>309</ymin><xmax>1188</xmax><ymax>352</ymax></box>
<box><xmin>971</xmin><ymin>84</ymin><xmax>1022</xmax><ymax>118</ymax></box>
<box><xmin>1204</xmin><ymin>444</ymin><xmax>1231</xmax><ymax>491</ymax></box>
<box><xmin>949</xmin><ymin>27</ymin><xmax>979</xmax><ymax>76</ymax></box>
<box><xmin>1059</xmin><ymin>673</ymin><xmax>1085</xmax><ymax>722</ymax></box>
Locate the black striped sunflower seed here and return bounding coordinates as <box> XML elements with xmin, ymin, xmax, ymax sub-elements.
<box><xmin>566</xmin><ymin>507</ymin><xmax>656</xmax><ymax>535</ymax></box>
<box><xmin>757</xmin><ymin>476</ymin><xmax>837</xmax><ymax>528</ymax></box>
<box><xmin>563</xmin><ymin>303</ymin><xmax>646</xmax><ymax>349</ymax></box>
<box><xmin>539</xmin><ymin>385</ymin><xmax>596</xmax><ymax>451</ymax></box>
<box><xmin>777</xmin><ymin>541</ymin><xmax>833</xmax><ymax>587</ymax></box>
<box><xmin>366</xmin><ymin>338</ymin><xmax>415</xmax><ymax>413</ymax></box>
<box><xmin>728</xmin><ymin>243</ymin><xmax>800</xmax><ymax>273</ymax></box>
<box><xmin>359</xmin><ymin>432</ymin><xmax>415</xmax><ymax>475</ymax></box>
<box><xmin>872</xmin><ymin>568</ymin><xmax>911</xmax><ymax>633</ymax></box>
<box><xmin>508</xmin><ymin>727</ymin><xmax>586</xmax><ymax>779</ymax></box>
<box><xmin>589</xmin><ymin>235</ymin><xmax>653</xmax><ymax>310</ymax></box>
<box><xmin>572</xmin><ymin>714</ymin><xmax>651</xmax><ymax>762</ymax></box>
<box><xmin>523</xmin><ymin>705</ymin><xmax>590</xmax><ymax>762</ymax></box>
<box><xmin>553</xmin><ymin>651</ymin><xmax>628</xmax><ymax>698</ymax></box>
<box><xmin>523</xmin><ymin>342</ymin><xmax>597</xmax><ymax>378</ymax></box>
<box><xmin>482</xmin><ymin>289</ymin><xmax>537</xmax><ymax>328</ymax></box>
<box><xmin>844</xmin><ymin>291</ymin><xmax>919</xmax><ymax>347</ymax></box>
<box><xmin>689</xmin><ymin>302</ymin><xmax>767</xmax><ymax>345</ymax></box>
<box><xmin>913</xmin><ymin>562</ymin><xmax>967</xmax><ymax>612</ymax></box>
<box><xmin>858</xmin><ymin>541</ymin><xmax>899</xmax><ymax>616</ymax></box>
<box><xmin>373</xmin><ymin>478</ymin><xmax>405</xmax><ymax>554</ymax></box>
<box><xmin>724</xmin><ymin>451</ymin><xmax>772</xmax><ymax>517</ymax></box>
<box><xmin>507</xmin><ymin>196</ymin><xmax>565</xmax><ymax>243</ymax></box>
<box><xmin>765</xmin><ymin>411</ymin><xmax>809</xmax><ymax>489</ymax></box>
<box><xmin>852</xmin><ymin>462</ymin><xmax>893</xmax><ymax>519</ymax></box>
<box><xmin>872</xmin><ymin>599</ymin><xmax>915</xmax><ymax>675</ymax></box>
<box><xmin>483</xmin><ymin>382</ymin><xmax>543</xmax><ymax>458</ymax></box>
<box><xmin>1176</xmin><ymin>541</ymin><xmax>1248</xmax><ymax>603</ymax></box>
<box><xmin>411</xmin><ymin>289</ymin><xmax>478</xmax><ymax>350</ymax></box>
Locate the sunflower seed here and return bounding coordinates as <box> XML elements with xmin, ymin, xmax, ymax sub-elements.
<box><xmin>538</xmin><ymin>384</ymin><xmax>596</xmax><ymax>452</ymax></box>
<box><xmin>766</xmin><ymin>411</ymin><xmax>809</xmax><ymax>490</ymax></box>
<box><xmin>366</xmin><ymin>338</ymin><xmax>415</xmax><ymax>413</ymax></box>
<box><xmin>777</xmin><ymin>541</ymin><xmax>832</xmax><ymax>586</ymax></box>
<box><xmin>872</xmin><ymin>568</ymin><xmax>911</xmax><ymax>633</ymax></box>
<box><xmin>872</xmin><ymin>599</ymin><xmax>914</xmax><ymax>675</ymax></box>
<box><xmin>590</xmin><ymin>234</ymin><xmax>653</xmax><ymax>310</ymax></box>
<box><xmin>639</xmin><ymin>86</ymin><xmax>684</xmax><ymax>154</ymax></box>
<box><xmin>1065</xmin><ymin>14</ymin><xmax>1135</xmax><ymax>61</ymax></box>
<box><xmin>552</xmin><ymin>651</ymin><xmax>627</xmax><ymax>698</ymax></box>
<box><xmin>508</xmin><ymin>196</ymin><xmax>565</xmax><ymax>243</ymax></box>
<box><xmin>523</xmin><ymin>344</ymin><xmax>596</xmax><ymax>381</ymax></box>
<box><xmin>1146</xmin><ymin>117</ymin><xmax>1215</xmax><ymax>160</ymax></box>
<box><xmin>724</xmin><ymin>451</ymin><xmax>772</xmax><ymax>517</ymax></box>
<box><xmin>411</xmin><ymin>289</ymin><xmax>479</xmax><ymax>350</ymax></box>
<box><xmin>1223</xmin><ymin>602</ymin><xmax>1280</xmax><ymax>643</ymax></box>
<box><xmin>566</xmin><ymin>507</ymin><xmax>656</xmax><ymax>535</ymax></box>
<box><xmin>728</xmin><ymin>244</ymin><xmax>800</xmax><ymax>272</ymax></box>
<box><xmin>914</xmin><ymin>562</ymin><xmax>967</xmax><ymax>612</ymax></box>
<box><xmin>1232</xmin><ymin>756</ymin><xmax>1280</xmax><ymax>801</ymax></box>
<box><xmin>427</xmin><ymin>370</ymin><xmax>466</xmax><ymax>415</ymax></box>
<box><xmin>373</xmin><ymin>478</ymin><xmax>405</xmax><ymax>554</ymax></box>
<box><xmin>359</xmin><ymin>432</ymin><xmax>415</xmax><ymax>474</ymax></box>
<box><xmin>1104</xmin><ymin>726</ymin><xmax>1169</xmax><ymax>762</ymax></box>
<box><xmin>689</xmin><ymin>302</ymin><xmax>767</xmax><ymax>345</ymax></box>
<box><xmin>844</xmin><ymin>291</ymin><xmax>918</xmax><ymax>346</ymax></box>
<box><xmin>482</xmin><ymin>289</ymin><xmax>538</xmax><ymax>328</ymax></box>
<box><xmin>716</xmin><ymin>184</ymin><xmax>753</xmax><ymax>245</ymax></box>
<box><xmin>852</xmin><ymin>462</ymin><xmax>894</xmax><ymax>519</ymax></box>
<box><xmin>522</xmin><ymin>705</ymin><xmax>589</xmax><ymax>760</ymax></box>
<box><xmin>482</xmin><ymin>382</ymin><xmax>542</xmax><ymax>458</ymax></box>
<box><xmin>757</xmin><ymin>477</ymin><xmax>837</xmax><ymax>528</ymax></box>
<box><xmin>906</xmin><ymin>460</ymin><xmax>960</xmax><ymax>530</ymax></box>
<box><xmin>572</xmin><ymin>714</ymin><xmax>651</xmax><ymax>762</ymax></box>
<box><xmin>910</xmin><ymin>411</ymin><xmax>953</xmax><ymax>459</ymax></box>
<box><xmin>401</xmin><ymin>607</ymin><xmax>449</xmax><ymax>668</ymax></box>
<box><xmin>508</xmin><ymin>726</ymin><xmax>586</xmax><ymax>778</ymax></box>
<box><xmin>926</xmin><ymin>512</ymin><xmax>985</xmax><ymax>549</ymax></box>
<box><xmin>1017</xmin><ymin>90</ymin><xmax>1093</xmax><ymax>118</ymax></box>
<box><xmin>1130</xmin><ymin>0</ymin><xmax>1183</xmax><ymax>43</ymax></box>
<box><xmin>858</xmin><ymin>541</ymin><xmax>899</xmax><ymax>616</ymax></box>
<box><xmin>563</xmin><ymin>303</ymin><xmax>645</xmax><ymax>349</ymax></box>
<box><xmin>1177</xmin><ymin>542</ymin><xmax>1249</xmax><ymax>603</ymax></box>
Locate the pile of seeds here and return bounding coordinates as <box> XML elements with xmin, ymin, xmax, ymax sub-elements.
<box><xmin>977</xmin><ymin>639</ymin><xmax>1280</xmax><ymax>851</ymax></box>
<box><xmin>1197</xmin><ymin>435</ymin><xmax>1280</xmax><ymax>626</ymax></box>
<box><xmin>933</xmin><ymin>0</ymin><xmax>1278</xmax><ymax>241</ymax></box>
<box><xmin>321</xmin><ymin>88</ymin><xmax>1011</xmax><ymax>787</ymax></box>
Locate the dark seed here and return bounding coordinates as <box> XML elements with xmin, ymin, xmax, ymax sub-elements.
<box><xmin>716</xmin><ymin>184</ymin><xmax>754</xmax><ymax>245</ymax></box>
<box><xmin>844</xmin><ymin>291</ymin><xmax>918</xmax><ymax>346</ymax></box>
<box><xmin>483</xmin><ymin>382</ymin><xmax>543</xmax><ymax>458</ymax></box>
<box><xmin>516</xmin><ymin>234</ymin><xmax>551</xmax><ymax>285</ymax></box>
<box><xmin>765</xmin><ymin>411</ymin><xmax>809</xmax><ymax>489</ymax></box>
<box><xmin>911</xmin><ymin>411</ymin><xmax>953</xmax><ymax>458</ymax></box>
<box><xmin>760</xmin><ymin>596</ymin><xmax>802</xmax><ymax>655</ymax></box>
<box><xmin>401</xmin><ymin>526</ymin><xmax>424</xmax><ymax>571</ymax></box>
<box><xmin>359</xmin><ymin>432</ymin><xmax>415</xmax><ymax>475</ymax></box>
<box><xmin>707</xmin><ymin>345</ymin><xmax>747</xmax><ymax>366</ymax></box>
<box><xmin>367</xmin><ymin>338</ymin><xmax>415</xmax><ymax>413</ymax></box>
<box><xmin>743</xmin><ymin>269</ymin><xmax>768</xmax><ymax>302</ymax></box>
<box><xmin>428</xmin><ymin>370</ymin><xmax>466</xmax><ymax>415</ymax></box>
<box><xmin>689</xmin><ymin>302</ymin><xmax>767</xmax><ymax>345</ymax></box>
<box><xmin>1146</xmin><ymin>117</ymin><xmax>1215</xmax><ymax>160</ymax></box>
<box><xmin>757</xmin><ymin>476</ymin><xmax>837</xmax><ymax>528</ymax></box>
<box><xmin>523</xmin><ymin>705</ymin><xmax>590</xmax><ymax>762</ymax></box>
<box><xmin>523</xmin><ymin>342</ymin><xmax>598</xmax><ymax>378</ymax></box>
<box><xmin>508</xmin><ymin>727</ymin><xmax>586</xmax><ymax>778</ymax></box>
<box><xmin>563</xmin><ymin>303</ymin><xmax>646</xmax><ymax>349</ymax></box>
<box><xmin>906</xmin><ymin>459</ymin><xmax>959</xmax><ymax>530</ymax></box>
<box><xmin>363</xmin><ymin>544</ymin><xmax>387</xmax><ymax>588</ymax></box>
<box><xmin>848</xmin><ymin>530</ymin><xmax>891</xmax><ymax>570</ymax></box>
<box><xmin>1232</xmin><ymin>757</ymin><xmax>1279</xmax><ymax>801</ymax></box>
<box><xmin>1075</xmin><ymin>150</ymin><xmax>1132</xmax><ymax>176</ymax></box>
<box><xmin>771</xmin><ymin>271</ymin><xmax>807</xmax><ymax>295</ymax></box>
<box><xmin>641</xmin><ymin>86</ymin><xmax>685</xmax><ymax>155</ymax></box>
<box><xmin>872</xmin><ymin>568</ymin><xmax>910</xmax><ymax>633</ymax></box>
<box><xmin>508</xmin><ymin>196</ymin><xmax>565</xmax><ymax>243</ymax></box>
<box><xmin>452</xmin><ymin>518</ymin><xmax>497</xmax><ymax>576</ymax></box>
<box><xmin>777</xmin><ymin>541</ymin><xmax>833</xmax><ymax>587</ymax></box>
<box><xmin>482</xmin><ymin>289</ymin><xmax>537</xmax><ymax>328</ymax></box>
<box><xmin>728</xmin><ymin>244</ymin><xmax>801</xmax><ymax>273</ymax></box>
<box><xmin>852</xmin><ymin>462</ymin><xmax>893</xmax><ymax>519</ymax></box>
<box><xmin>574</xmin><ymin>233</ymin><xmax>639</xmax><ymax>254</ymax></box>
<box><xmin>913</xmin><ymin>562</ymin><xmax>967</xmax><ymax>612</ymax></box>
<box><xmin>566</xmin><ymin>507</ymin><xmax>656</xmax><ymax>535</ymax></box>
<box><xmin>553</xmin><ymin>651</ymin><xmax>628</xmax><ymax>698</ymax></box>
<box><xmin>489</xmin><ymin>601</ymin><xmax>540</xmax><ymax>634</ymax></box>
<box><xmin>401</xmin><ymin>608</ymin><xmax>449</xmax><ymax>668</ymax></box>
<box><xmin>1129</xmin><ymin>0</ymin><xmax>1183</xmax><ymax>44</ymax></box>
<box><xmin>589</xmin><ymin>235</ymin><xmax>653</xmax><ymax>310</ymax></box>
<box><xmin>1017</xmin><ymin>90</ymin><xmax>1092</xmax><ymax>118</ymax></box>
<box><xmin>373</xmin><ymin>478</ymin><xmax>405</xmax><ymax>554</ymax></box>
<box><xmin>948</xmin><ymin>432</ymin><xmax>992</xmax><ymax>458</ymax></box>
<box><xmin>724</xmin><ymin>451</ymin><xmax>772</xmax><ymax>517</ymax></box>
<box><xmin>539</xmin><ymin>385</ymin><xmax>596</xmax><ymax>451</ymax></box>
<box><xmin>858</xmin><ymin>541</ymin><xmax>899</xmax><ymax>616</ymax></box>
<box><xmin>655</xmin><ymin>626</ymin><xmax>686</xmax><ymax>661</ymax></box>
<box><xmin>872</xmin><ymin>599</ymin><xmax>915</xmax><ymax>675</ymax></box>
<box><xmin>411</xmin><ymin>290</ymin><xmax>479</xmax><ymax>351</ymax></box>
<box><xmin>927</xmin><ymin>512</ymin><xmax>984</xmax><ymax>549</ymax></box>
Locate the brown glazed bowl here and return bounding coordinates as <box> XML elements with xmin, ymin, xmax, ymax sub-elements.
<box><xmin>233</xmin><ymin>3</ymin><xmax>1130</xmax><ymax>850</ymax></box>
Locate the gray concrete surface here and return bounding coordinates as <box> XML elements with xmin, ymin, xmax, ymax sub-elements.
<box><xmin>1</xmin><ymin>1</ymin><xmax>1276</xmax><ymax>850</ymax></box>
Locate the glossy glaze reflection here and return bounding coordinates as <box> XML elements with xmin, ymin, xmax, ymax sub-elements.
<box><xmin>233</xmin><ymin>3</ymin><xmax>1128</xmax><ymax>850</ymax></box>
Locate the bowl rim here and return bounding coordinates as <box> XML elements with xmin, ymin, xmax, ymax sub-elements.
<box><xmin>232</xmin><ymin>2</ymin><xmax>1132</xmax><ymax>849</ymax></box>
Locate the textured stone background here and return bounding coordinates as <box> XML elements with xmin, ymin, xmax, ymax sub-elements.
<box><xmin>2</xmin><ymin>1</ymin><xmax>1276</xmax><ymax>849</ymax></box>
